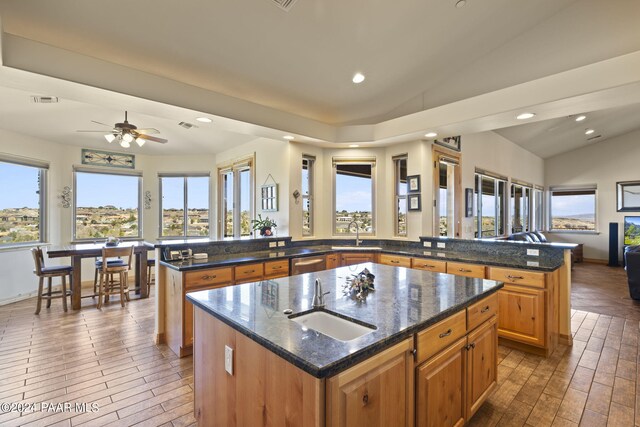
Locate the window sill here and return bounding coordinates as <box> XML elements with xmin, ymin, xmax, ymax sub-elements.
<box><xmin>71</xmin><ymin>237</ymin><xmax>144</xmax><ymax>244</ymax></box>
<box><xmin>0</xmin><ymin>242</ymin><xmax>50</xmax><ymax>253</ymax></box>
<box><xmin>546</xmin><ymin>230</ymin><xmax>600</xmax><ymax>235</ymax></box>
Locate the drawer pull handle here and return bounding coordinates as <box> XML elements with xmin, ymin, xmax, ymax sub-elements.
<box><xmin>480</xmin><ymin>306</ymin><xmax>490</xmax><ymax>313</ymax></box>
<box><xmin>244</xmin><ymin>270</ymin><xmax>255</xmax><ymax>274</ymax></box>
<box><xmin>439</xmin><ymin>329</ymin><xmax>452</xmax><ymax>339</ymax></box>
<box><xmin>202</xmin><ymin>275</ymin><xmax>217</xmax><ymax>280</ymax></box>
<box><xmin>459</xmin><ymin>268</ymin><xmax>472</xmax><ymax>273</ymax></box>
<box><xmin>272</xmin><ymin>266</ymin><xmax>282</xmax><ymax>269</ymax></box>
<box><xmin>362</xmin><ymin>394</ymin><xmax>369</xmax><ymax>405</ymax></box>
<box><xmin>423</xmin><ymin>265</ymin><xmax>435</xmax><ymax>268</ymax></box>
<box><xmin>507</xmin><ymin>275</ymin><xmax>524</xmax><ymax>280</ymax></box>
<box><xmin>391</xmin><ymin>260</ymin><xmax>400</xmax><ymax>264</ymax></box>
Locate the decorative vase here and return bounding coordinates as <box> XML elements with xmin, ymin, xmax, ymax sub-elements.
<box><xmin>260</xmin><ymin>227</ymin><xmax>273</xmax><ymax>236</ymax></box>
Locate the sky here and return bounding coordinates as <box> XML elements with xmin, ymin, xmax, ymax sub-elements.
<box><xmin>551</xmin><ymin>194</ymin><xmax>595</xmax><ymax>217</ymax></box>
<box><xmin>161</xmin><ymin>176</ymin><xmax>209</xmax><ymax>209</ymax></box>
<box><xmin>0</xmin><ymin>162</ymin><xmax>40</xmax><ymax>209</ymax></box>
<box><xmin>335</xmin><ymin>173</ymin><xmax>372</xmax><ymax>212</ymax></box>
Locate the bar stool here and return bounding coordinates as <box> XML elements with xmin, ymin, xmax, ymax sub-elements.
<box><xmin>97</xmin><ymin>246</ymin><xmax>133</xmax><ymax>309</ymax></box>
<box><xmin>93</xmin><ymin>257</ymin><xmax>126</xmax><ymax>294</ymax></box>
<box><xmin>147</xmin><ymin>258</ymin><xmax>155</xmax><ymax>294</ymax></box>
<box><xmin>31</xmin><ymin>247</ymin><xmax>72</xmax><ymax>314</ymax></box>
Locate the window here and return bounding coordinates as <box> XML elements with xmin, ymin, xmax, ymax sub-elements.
<box><xmin>302</xmin><ymin>155</ymin><xmax>315</xmax><ymax>236</ymax></box>
<box><xmin>510</xmin><ymin>183</ymin><xmax>532</xmax><ymax>233</ymax></box>
<box><xmin>393</xmin><ymin>155</ymin><xmax>408</xmax><ymax>236</ymax></box>
<box><xmin>159</xmin><ymin>174</ymin><xmax>210</xmax><ymax>237</ymax></box>
<box><xmin>218</xmin><ymin>157</ymin><xmax>253</xmax><ymax>239</ymax></box>
<box><xmin>532</xmin><ymin>187</ymin><xmax>544</xmax><ymax>231</ymax></box>
<box><xmin>474</xmin><ymin>172</ymin><xmax>506</xmax><ymax>238</ymax></box>
<box><xmin>549</xmin><ymin>186</ymin><xmax>597</xmax><ymax>231</ymax></box>
<box><xmin>74</xmin><ymin>168</ymin><xmax>142</xmax><ymax>240</ymax></box>
<box><xmin>434</xmin><ymin>148</ymin><xmax>461</xmax><ymax>237</ymax></box>
<box><xmin>0</xmin><ymin>155</ymin><xmax>47</xmax><ymax>246</ymax></box>
<box><xmin>333</xmin><ymin>158</ymin><xmax>375</xmax><ymax>235</ymax></box>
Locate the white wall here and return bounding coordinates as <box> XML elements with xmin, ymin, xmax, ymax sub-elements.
<box><xmin>545</xmin><ymin>129</ymin><xmax>640</xmax><ymax>260</ymax></box>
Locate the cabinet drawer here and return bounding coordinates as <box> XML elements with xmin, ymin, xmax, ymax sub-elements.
<box><xmin>264</xmin><ymin>260</ymin><xmax>289</xmax><ymax>278</ymax></box>
<box><xmin>487</xmin><ymin>267</ymin><xmax>545</xmax><ymax>289</ymax></box>
<box><xmin>184</xmin><ymin>267</ymin><xmax>233</xmax><ymax>290</ymax></box>
<box><xmin>379</xmin><ymin>253</ymin><xmax>412</xmax><ymax>268</ymax></box>
<box><xmin>467</xmin><ymin>293</ymin><xmax>498</xmax><ymax>331</ymax></box>
<box><xmin>416</xmin><ymin>310</ymin><xmax>467</xmax><ymax>364</ymax></box>
<box><xmin>234</xmin><ymin>263</ymin><xmax>264</xmax><ymax>283</ymax></box>
<box><xmin>447</xmin><ymin>262</ymin><xmax>485</xmax><ymax>279</ymax></box>
<box><xmin>411</xmin><ymin>258</ymin><xmax>446</xmax><ymax>273</ymax></box>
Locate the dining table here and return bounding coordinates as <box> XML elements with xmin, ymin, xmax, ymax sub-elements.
<box><xmin>47</xmin><ymin>241</ymin><xmax>152</xmax><ymax>310</ymax></box>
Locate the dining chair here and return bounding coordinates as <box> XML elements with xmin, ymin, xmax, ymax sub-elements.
<box><xmin>31</xmin><ymin>247</ymin><xmax>73</xmax><ymax>314</ymax></box>
<box><xmin>92</xmin><ymin>257</ymin><xmax>126</xmax><ymax>295</ymax></box>
<box><xmin>97</xmin><ymin>246</ymin><xmax>133</xmax><ymax>309</ymax></box>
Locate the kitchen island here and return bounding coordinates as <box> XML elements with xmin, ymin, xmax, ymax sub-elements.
<box><xmin>187</xmin><ymin>263</ymin><xmax>503</xmax><ymax>426</ymax></box>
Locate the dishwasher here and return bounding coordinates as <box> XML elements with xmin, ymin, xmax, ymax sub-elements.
<box><xmin>290</xmin><ymin>255</ymin><xmax>327</xmax><ymax>275</ymax></box>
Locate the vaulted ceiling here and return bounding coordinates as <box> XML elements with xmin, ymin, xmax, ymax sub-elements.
<box><xmin>0</xmin><ymin>0</ymin><xmax>639</xmax><ymax>157</ymax></box>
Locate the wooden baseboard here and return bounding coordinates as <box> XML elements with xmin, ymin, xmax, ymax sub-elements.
<box><xmin>559</xmin><ymin>333</ymin><xmax>573</xmax><ymax>346</ymax></box>
<box><xmin>583</xmin><ymin>258</ymin><xmax>608</xmax><ymax>265</ymax></box>
<box><xmin>498</xmin><ymin>337</ymin><xmax>550</xmax><ymax>357</ymax></box>
<box><xmin>155</xmin><ymin>332</ymin><xmax>165</xmax><ymax>345</ymax></box>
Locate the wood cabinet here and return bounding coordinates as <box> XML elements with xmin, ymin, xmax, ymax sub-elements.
<box><xmin>415</xmin><ymin>310</ymin><xmax>466</xmax><ymax>364</ymax></box>
<box><xmin>340</xmin><ymin>252</ymin><xmax>376</xmax><ymax>267</ymax></box>
<box><xmin>326</xmin><ymin>338</ymin><xmax>414</xmax><ymax>427</ymax></box>
<box><xmin>234</xmin><ymin>262</ymin><xmax>264</xmax><ymax>284</ymax></box>
<box><xmin>379</xmin><ymin>253</ymin><xmax>412</xmax><ymax>268</ymax></box>
<box><xmin>264</xmin><ymin>259</ymin><xmax>289</xmax><ymax>279</ymax></box>
<box><xmin>326</xmin><ymin>253</ymin><xmax>340</xmax><ymax>269</ymax></box>
<box><xmin>465</xmin><ymin>316</ymin><xmax>497</xmax><ymax>419</ymax></box>
<box><xmin>446</xmin><ymin>262</ymin><xmax>485</xmax><ymax>279</ymax></box>
<box><xmin>411</xmin><ymin>258</ymin><xmax>447</xmax><ymax>273</ymax></box>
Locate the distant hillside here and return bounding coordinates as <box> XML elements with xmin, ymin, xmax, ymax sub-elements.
<box><xmin>554</xmin><ymin>213</ymin><xmax>594</xmax><ymax>220</ymax></box>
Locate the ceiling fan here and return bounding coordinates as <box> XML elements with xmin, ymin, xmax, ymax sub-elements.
<box><xmin>76</xmin><ymin>111</ymin><xmax>168</xmax><ymax>148</ymax></box>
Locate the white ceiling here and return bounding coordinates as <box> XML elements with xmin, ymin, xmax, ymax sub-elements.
<box><xmin>0</xmin><ymin>0</ymin><xmax>639</xmax><ymax>157</ymax></box>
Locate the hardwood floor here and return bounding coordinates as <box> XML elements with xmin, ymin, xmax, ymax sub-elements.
<box><xmin>0</xmin><ymin>263</ymin><xmax>638</xmax><ymax>426</ymax></box>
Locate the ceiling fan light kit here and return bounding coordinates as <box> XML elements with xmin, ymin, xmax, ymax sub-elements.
<box><xmin>77</xmin><ymin>111</ymin><xmax>168</xmax><ymax>148</ymax></box>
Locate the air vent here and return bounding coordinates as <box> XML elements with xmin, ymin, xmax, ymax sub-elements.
<box><xmin>178</xmin><ymin>122</ymin><xmax>198</xmax><ymax>130</ymax></box>
<box><xmin>587</xmin><ymin>135</ymin><xmax>602</xmax><ymax>141</ymax></box>
<box><xmin>31</xmin><ymin>96</ymin><xmax>59</xmax><ymax>103</ymax></box>
<box><xmin>271</xmin><ymin>0</ymin><xmax>298</xmax><ymax>12</ymax></box>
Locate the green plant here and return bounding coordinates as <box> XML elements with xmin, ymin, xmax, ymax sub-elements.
<box><xmin>251</xmin><ymin>214</ymin><xmax>277</xmax><ymax>231</ymax></box>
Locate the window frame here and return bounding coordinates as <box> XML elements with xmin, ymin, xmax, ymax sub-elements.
<box><xmin>158</xmin><ymin>172</ymin><xmax>211</xmax><ymax>239</ymax></box>
<box><xmin>332</xmin><ymin>157</ymin><xmax>376</xmax><ymax>236</ymax></box>
<box><xmin>393</xmin><ymin>155</ymin><xmax>408</xmax><ymax>237</ymax></box>
<box><xmin>73</xmin><ymin>167</ymin><xmax>143</xmax><ymax>242</ymax></box>
<box><xmin>474</xmin><ymin>171</ymin><xmax>507</xmax><ymax>238</ymax></box>
<box><xmin>433</xmin><ymin>147</ymin><xmax>462</xmax><ymax>237</ymax></box>
<box><xmin>0</xmin><ymin>154</ymin><xmax>48</xmax><ymax>248</ymax></box>
<box><xmin>510</xmin><ymin>181</ymin><xmax>533</xmax><ymax>234</ymax></box>
<box><xmin>532</xmin><ymin>186</ymin><xmax>544</xmax><ymax>232</ymax></box>
<box><xmin>217</xmin><ymin>156</ymin><xmax>255</xmax><ymax>239</ymax></box>
<box><xmin>549</xmin><ymin>185</ymin><xmax>598</xmax><ymax>233</ymax></box>
<box><xmin>302</xmin><ymin>155</ymin><xmax>315</xmax><ymax>237</ymax></box>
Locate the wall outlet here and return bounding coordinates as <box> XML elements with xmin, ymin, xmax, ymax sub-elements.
<box><xmin>423</xmin><ymin>241</ymin><xmax>432</xmax><ymax>248</ymax></box>
<box><xmin>437</xmin><ymin>252</ymin><xmax>446</xmax><ymax>257</ymax></box>
<box><xmin>437</xmin><ymin>242</ymin><xmax>446</xmax><ymax>249</ymax></box>
<box><xmin>527</xmin><ymin>249</ymin><xmax>540</xmax><ymax>256</ymax></box>
<box><xmin>224</xmin><ymin>346</ymin><xmax>233</xmax><ymax>375</ymax></box>
<box><xmin>527</xmin><ymin>261</ymin><xmax>540</xmax><ymax>267</ymax></box>
<box><xmin>269</xmin><ymin>241</ymin><xmax>277</xmax><ymax>248</ymax></box>
<box><xmin>277</xmin><ymin>241</ymin><xmax>286</xmax><ymax>247</ymax></box>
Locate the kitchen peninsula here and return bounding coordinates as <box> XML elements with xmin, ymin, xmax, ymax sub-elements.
<box><xmin>187</xmin><ymin>263</ymin><xmax>503</xmax><ymax>426</ymax></box>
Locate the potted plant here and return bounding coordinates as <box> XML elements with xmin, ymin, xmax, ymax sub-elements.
<box><xmin>251</xmin><ymin>214</ymin><xmax>277</xmax><ymax>237</ymax></box>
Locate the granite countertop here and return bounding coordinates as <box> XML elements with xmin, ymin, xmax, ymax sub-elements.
<box><xmin>162</xmin><ymin>243</ymin><xmax>563</xmax><ymax>272</ymax></box>
<box><xmin>187</xmin><ymin>263</ymin><xmax>503</xmax><ymax>378</ymax></box>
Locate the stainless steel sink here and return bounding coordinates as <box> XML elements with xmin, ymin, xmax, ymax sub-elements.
<box><xmin>331</xmin><ymin>246</ymin><xmax>382</xmax><ymax>251</ymax></box>
<box><xmin>290</xmin><ymin>310</ymin><xmax>376</xmax><ymax>341</ymax></box>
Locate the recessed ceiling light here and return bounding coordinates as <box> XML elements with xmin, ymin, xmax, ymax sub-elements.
<box><xmin>455</xmin><ymin>0</ymin><xmax>467</xmax><ymax>8</ymax></box>
<box><xmin>425</xmin><ymin>132</ymin><xmax>438</xmax><ymax>138</ymax></box>
<box><xmin>352</xmin><ymin>73</ymin><xmax>366</xmax><ymax>84</ymax></box>
<box><xmin>585</xmin><ymin>129</ymin><xmax>595</xmax><ymax>135</ymax></box>
<box><xmin>349</xmin><ymin>144</ymin><xmax>360</xmax><ymax>148</ymax></box>
<box><xmin>195</xmin><ymin>117</ymin><xmax>212</xmax><ymax>123</ymax></box>
<box><xmin>516</xmin><ymin>112</ymin><xmax>536</xmax><ymax>120</ymax></box>
<box><xmin>283</xmin><ymin>135</ymin><xmax>295</xmax><ymax>140</ymax></box>
<box><xmin>575</xmin><ymin>115</ymin><xmax>587</xmax><ymax>122</ymax></box>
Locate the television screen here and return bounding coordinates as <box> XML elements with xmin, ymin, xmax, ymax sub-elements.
<box><xmin>624</xmin><ymin>216</ymin><xmax>640</xmax><ymax>245</ymax></box>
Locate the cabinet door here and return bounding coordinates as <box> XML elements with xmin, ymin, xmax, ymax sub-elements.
<box><xmin>326</xmin><ymin>254</ymin><xmax>340</xmax><ymax>269</ymax></box>
<box><xmin>379</xmin><ymin>254</ymin><xmax>412</xmax><ymax>268</ymax></box>
<box><xmin>497</xmin><ymin>285</ymin><xmax>545</xmax><ymax>347</ymax></box>
<box><xmin>340</xmin><ymin>253</ymin><xmax>375</xmax><ymax>267</ymax></box>
<box><xmin>466</xmin><ymin>316</ymin><xmax>497</xmax><ymax>419</ymax></box>
<box><xmin>326</xmin><ymin>338</ymin><xmax>413</xmax><ymax>427</ymax></box>
<box><xmin>416</xmin><ymin>337</ymin><xmax>467</xmax><ymax>427</ymax></box>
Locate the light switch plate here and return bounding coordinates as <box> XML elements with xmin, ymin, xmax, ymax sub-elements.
<box><xmin>225</xmin><ymin>346</ymin><xmax>233</xmax><ymax>375</ymax></box>
<box><xmin>277</xmin><ymin>241</ymin><xmax>286</xmax><ymax>247</ymax></box>
<box><xmin>437</xmin><ymin>242</ymin><xmax>446</xmax><ymax>249</ymax></box>
<box><xmin>269</xmin><ymin>242</ymin><xmax>277</xmax><ymax>248</ymax></box>
<box><xmin>527</xmin><ymin>249</ymin><xmax>540</xmax><ymax>256</ymax></box>
<box><xmin>423</xmin><ymin>241</ymin><xmax>432</xmax><ymax>248</ymax></box>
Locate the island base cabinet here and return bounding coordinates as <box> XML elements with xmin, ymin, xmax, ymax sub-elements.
<box><xmin>466</xmin><ymin>316</ymin><xmax>497</xmax><ymax>419</ymax></box>
<box><xmin>497</xmin><ymin>285</ymin><xmax>545</xmax><ymax>348</ymax></box>
<box><xmin>326</xmin><ymin>338</ymin><xmax>414</xmax><ymax>427</ymax></box>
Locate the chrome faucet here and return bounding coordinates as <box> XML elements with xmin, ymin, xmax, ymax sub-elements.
<box><xmin>348</xmin><ymin>219</ymin><xmax>361</xmax><ymax>246</ymax></box>
<box><xmin>312</xmin><ymin>278</ymin><xmax>330</xmax><ymax>308</ymax></box>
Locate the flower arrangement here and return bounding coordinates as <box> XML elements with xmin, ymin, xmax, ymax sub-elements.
<box><xmin>343</xmin><ymin>268</ymin><xmax>375</xmax><ymax>300</ymax></box>
<box><xmin>251</xmin><ymin>214</ymin><xmax>277</xmax><ymax>236</ymax></box>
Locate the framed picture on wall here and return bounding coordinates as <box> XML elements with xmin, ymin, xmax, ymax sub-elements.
<box><xmin>617</xmin><ymin>181</ymin><xmax>640</xmax><ymax>211</ymax></box>
<box><xmin>434</xmin><ymin>136</ymin><xmax>461</xmax><ymax>152</ymax></box>
<box><xmin>407</xmin><ymin>175</ymin><xmax>420</xmax><ymax>193</ymax></box>
<box><xmin>408</xmin><ymin>194</ymin><xmax>421</xmax><ymax>211</ymax></box>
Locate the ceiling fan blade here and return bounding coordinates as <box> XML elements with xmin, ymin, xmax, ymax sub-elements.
<box><xmin>136</xmin><ymin>133</ymin><xmax>168</xmax><ymax>144</ymax></box>
<box><xmin>90</xmin><ymin>120</ymin><xmax>113</xmax><ymax>127</ymax></box>
<box><xmin>135</xmin><ymin>128</ymin><xmax>160</xmax><ymax>134</ymax></box>
<box><xmin>76</xmin><ymin>130</ymin><xmax>113</xmax><ymax>132</ymax></box>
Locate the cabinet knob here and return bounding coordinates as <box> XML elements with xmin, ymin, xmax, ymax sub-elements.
<box><xmin>480</xmin><ymin>305</ymin><xmax>490</xmax><ymax>313</ymax></box>
<box><xmin>459</xmin><ymin>268</ymin><xmax>472</xmax><ymax>273</ymax></box>
<box><xmin>439</xmin><ymin>328</ymin><xmax>452</xmax><ymax>339</ymax></box>
<box><xmin>362</xmin><ymin>393</ymin><xmax>369</xmax><ymax>405</ymax></box>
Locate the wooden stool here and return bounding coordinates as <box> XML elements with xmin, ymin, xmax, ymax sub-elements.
<box><xmin>97</xmin><ymin>246</ymin><xmax>133</xmax><ymax>309</ymax></box>
<box><xmin>147</xmin><ymin>258</ymin><xmax>155</xmax><ymax>294</ymax></box>
<box><xmin>31</xmin><ymin>247</ymin><xmax>72</xmax><ymax>315</ymax></box>
<box><xmin>93</xmin><ymin>258</ymin><xmax>126</xmax><ymax>294</ymax></box>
